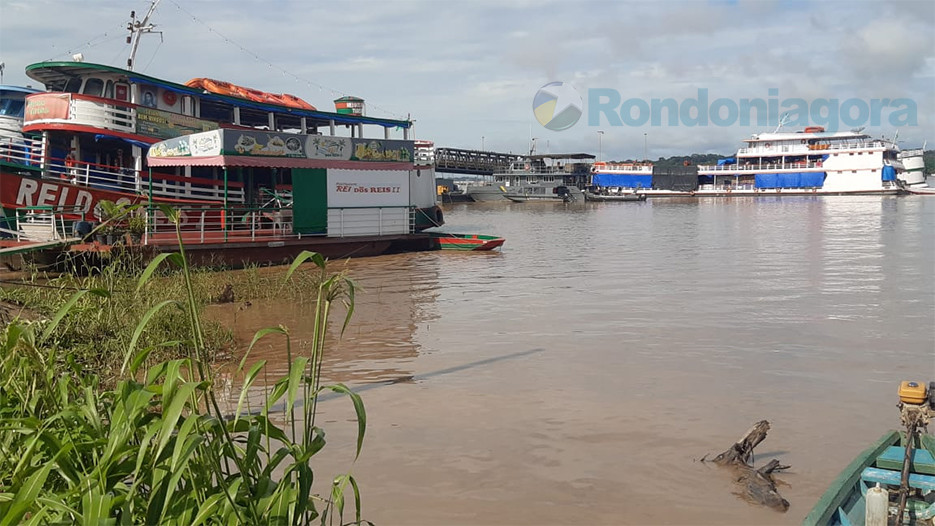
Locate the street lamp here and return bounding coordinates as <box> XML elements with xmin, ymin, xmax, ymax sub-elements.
<box><xmin>597</xmin><ymin>130</ymin><xmax>604</xmax><ymax>162</ymax></box>
<box><xmin>481</xmin><ymin>136</ymin><xmax>485</xmax><ymax>151</ymax></box>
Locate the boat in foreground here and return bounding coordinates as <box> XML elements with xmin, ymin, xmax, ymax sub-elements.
<box><xmin>805</xmin><ymin>381</ymin><xmax>935</xmax><ymax>526</ymax></box>
<box><xmin>430</xmin><ymin>232</ymin><xmax>504</xmax><ymax>251</ymax></box>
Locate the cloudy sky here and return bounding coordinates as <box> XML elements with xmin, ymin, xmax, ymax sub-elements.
<box><xmin>1</xmin><ymin>0</ymin><xmax>932</xmax><ymax>160</ymax></box>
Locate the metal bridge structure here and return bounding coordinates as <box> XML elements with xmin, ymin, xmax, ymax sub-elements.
<box><xmin>434</xmin><ymin>148</ymin><xmax>521</xmax><ymax>176</ymax></box>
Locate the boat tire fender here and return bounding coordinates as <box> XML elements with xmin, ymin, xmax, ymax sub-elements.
<box><xmin>435</xmin><ymin>208</ymin><xmax>444</xmax><ymax>225</ymax></box>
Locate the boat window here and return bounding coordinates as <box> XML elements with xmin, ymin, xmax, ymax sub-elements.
<box><xmin>83</xmin><ymin>78</ymin><xmax>105</xmax><ymax>97</ymax></box>
<box><xmin>0</xmin><ymin>99</ymin><xmax>24</xmax><ymax>116</ymax></box>
<box><xmin>104</xmin><ymin>80</ymin><xmax>114</xmax><ymax>99</ymax></box>
<box><xmin>63</xmin><ymin>77</ymin><xmax>83</xmax><ymax>93</ymax></box>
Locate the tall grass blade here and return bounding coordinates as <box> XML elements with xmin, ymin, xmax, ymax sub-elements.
<box><xmin>323</xmin><ymin>383</ymin><xmax>366</xmax><ymax>459</ymax></box>
<box><xmin>1</xmin><ymin>459</ymin><xmax>54</xmax><ymax>526</ymax></box>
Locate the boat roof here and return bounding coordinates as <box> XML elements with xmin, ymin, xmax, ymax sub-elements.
<box><xmin>0</xmin><ymin>85</ymin><xmax>42</xmax><ymax>95</ymax></box>
<box><xmin>525</xmin><ymin>153</ymin><xmax>595</xmax><ymax>160</ymax></box>
<box><xmin>25</xmin><ymin>61</ymin><xmax>412</xmax><ymax>129</ymax></box>
<box><xmin>744</xmin><ymin>130</ymin><xmax>870</xmax><ymax>143</ymax></box>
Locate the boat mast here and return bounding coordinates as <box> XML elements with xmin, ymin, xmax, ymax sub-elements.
<box><xmin>126</xmin><ymin>0</ymin><xmax>163</xmax><ymax>71</ymax></box>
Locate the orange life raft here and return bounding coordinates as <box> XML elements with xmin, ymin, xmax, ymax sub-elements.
<box><xmin>185</xmin><ymin>78</ymin><xmax>316</xmax><ymax>111</ymax></box>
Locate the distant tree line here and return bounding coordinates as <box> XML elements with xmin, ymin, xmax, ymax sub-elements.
<box><xmin>609</xmin><ymin>153</ymin><xmax>731</xmax><ymax>166</ymax></box>
<box><xmin>924</xmin><ymin>150</ymin><xmax>934</xmax><ymax>174</ymax></box>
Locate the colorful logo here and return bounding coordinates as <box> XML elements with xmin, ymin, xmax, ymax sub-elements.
<box><xmin>533</xmin><ymin>81</ymin><xmax>583</xmax><ymax>131</ymax></box>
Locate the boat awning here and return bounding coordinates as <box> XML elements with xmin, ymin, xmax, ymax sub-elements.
<box><xmin>94</xmin><ymin>134</ymin><xmax>152</xmax><ymax>149</ymax></box>
<box><xmin>147</xmin><ymin>129</ymin><xmax>415</xmax><ymax>171</ymax></box>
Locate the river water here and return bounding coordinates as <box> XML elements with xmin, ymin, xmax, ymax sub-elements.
<box><xmin>213</xmin><ymin>196</ymin><xmax>934</xmax><ymax>525</ymax></box>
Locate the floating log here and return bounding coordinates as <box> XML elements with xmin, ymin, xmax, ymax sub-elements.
<box><xmin>704</xmin><ymin>420</ymin><xmax>790</xmax><ymax>512</ymax></box>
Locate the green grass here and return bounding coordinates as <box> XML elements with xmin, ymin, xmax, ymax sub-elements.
<box><xmin>0</xmin><ymin>205</ymin><xmax>368</xmax><ymax>525</ymax></box>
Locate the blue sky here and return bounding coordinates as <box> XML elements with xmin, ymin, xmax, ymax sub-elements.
<box><xmin>1</xmin><ymin>0</ymin><xmax>932</xmax><ymax>160</ymax></box>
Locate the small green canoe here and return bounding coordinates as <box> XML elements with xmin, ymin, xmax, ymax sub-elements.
<box><xmin>804</xmin><ymin>431</ymin><xmax>935</xmax><ymax>525</ymax></box>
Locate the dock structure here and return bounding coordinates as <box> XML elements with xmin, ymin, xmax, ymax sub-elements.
<box><xmin>434</xmin><ymin>148</ymin><xmax>520</xmax><ymax>176</ymax></box>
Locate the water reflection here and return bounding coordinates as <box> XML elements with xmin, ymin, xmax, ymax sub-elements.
<box><xmin>210</xmin><ymin>252</ymin><xmax>443</xmax><ymax>385</ymax></box>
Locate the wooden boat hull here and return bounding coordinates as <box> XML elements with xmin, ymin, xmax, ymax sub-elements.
<box><xmin>430</xmin><ymin>233</ymin><xmax>504</xmax><ymax>251</ymax></box>
<box><xmin>583</xmin><ymin>191</ymin><xmax>647</xmax><ymax>202</ymax></box>
<box><xmin>804</xmin><ymin>430</ymin><xmax>935</xmax><ymax>525</ymax></box>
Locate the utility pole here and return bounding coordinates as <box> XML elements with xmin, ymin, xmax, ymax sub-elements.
<box><xmin>597</xmin><ymin>130</ymin><xmax>604</xmax><ymax>162</ymax></box>
<box><xmin>643</xmin><ymin>133</ymin><xmax>648</xmax><ymax>162</ymax></box>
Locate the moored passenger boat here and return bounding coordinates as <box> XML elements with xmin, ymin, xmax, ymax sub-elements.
<box><xmin>497</xmin><ymin>153</ymin><xmax>595</xmax><ymax>203</ymax></box>
<box><xmin>611</xmin><ymin>127</ymin><xmax>904</xmax><ymax>198</ymax></box>
<box><xmin>588</xmin><ymin>161</ymin><xmax>653</xmax><ymax>199</ymax></box>
<box><xmin>684</xmin><ymin>127</ymin><xmax>903</xmax><ymax>197</ymax></box>
<box><xmin>0</xmin><ymin>3</ymin><xmax>443</xmax><ymax>264</ymax></box>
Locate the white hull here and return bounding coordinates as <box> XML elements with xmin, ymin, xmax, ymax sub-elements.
<box><xmin>898</xmin><ymin>149</ymin><xmax>927</xmax><ymax>187</ymax></box>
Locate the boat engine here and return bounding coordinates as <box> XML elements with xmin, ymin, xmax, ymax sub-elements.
<box><xmin>897</xmin><ymin>380</ymin><xmax>935</xmax><ymax>432</ymax></box>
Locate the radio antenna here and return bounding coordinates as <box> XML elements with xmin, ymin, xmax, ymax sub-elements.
<box><xmin>126</xmin><ymin>0</ymin><xmax>163</xmax><ymax>71</ymax></box>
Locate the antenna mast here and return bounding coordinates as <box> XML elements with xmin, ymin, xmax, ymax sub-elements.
<box><xmin>773</xmin><ymin>112</ymin><xmax>790</xmax><ymax>133</ymax></box>
<box><xmin>126</xmin><ymin>0</ymin><xmax>163</xmax><ymax>71</ymax></box>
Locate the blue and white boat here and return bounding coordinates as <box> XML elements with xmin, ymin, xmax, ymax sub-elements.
<box><xmin>615</xmin><ymin>127</ymin><xmax>905</xmax><ymax>197</ymax></box>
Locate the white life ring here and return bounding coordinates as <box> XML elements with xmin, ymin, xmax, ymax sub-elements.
<box><xmin>524</xmin><ymin>163</ymin><xmax>531</xmax><ymax>171</ymax></box>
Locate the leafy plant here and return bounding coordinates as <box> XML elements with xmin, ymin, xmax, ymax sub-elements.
<box><xmin>127</xmin><ymin>212</ymin><xmax>146</xmax><ymax>239</ymax></box>
<box><xmin>0</xmin><ymin>204</ymin><xmax>367</xmax><ymax>525</ymax></box>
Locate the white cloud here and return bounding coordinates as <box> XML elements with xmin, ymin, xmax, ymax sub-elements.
<box><xmin>0</xmin><ymin>0</ymin><xmax>932</xmax><ymax>157</ymax></box>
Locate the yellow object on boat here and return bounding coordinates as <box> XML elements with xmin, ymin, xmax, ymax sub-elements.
<box><xmin>899</xmin><ymin>381</ymin><xmax>928</xmax><ymax>405</ymax></box>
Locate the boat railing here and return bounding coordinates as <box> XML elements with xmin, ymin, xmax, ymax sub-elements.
<box><xmin>0</xmin><ymin>135</ymin><xmax>45</xmax><ymax>168</ymax></box>
<box><xmin>15</xmin><ymin>205</ymin><xmax>88</xmax><ymax>242</ymax></box>
<box><xmin>31</xmin><ymin>153</ymin><xmax>246</xmax><ymax>203</ymax></box>
<box><xmin>699</xmin><ymin>161</ymin><xmax>823</xmax><ymax>172</ymax></box>
<box><xmin>899</xmin><ymin>148</ymin><xmax>924</xmax><ymax>157</ymax></box>
<box><xmin>144</xmin><ymin>172</ymin><xmax>246</xmax><ymax>203</ymax></box>
<box><xmin>142</xmin><ymin>204</ymin><xmax>414</xmax><ymax>244</ymax></box>
<box><xmin>24</xmin><ymin>92</ymin><xmax>222</xmax><ymax>140</ymax></box>
<box><xmin>144</xmin><ymin>204</ymin><xmax>294</xmax><ymax>244</ymax></box>
<box><xmin>737</xmin><ymin>140</ymin><xmax>888</xmax><ymax>156</ymax></box>
<box><xmin>327</xmin><ymin>206</ymin><xmax>414</xmax><ymax>237</ymax></box>
<box><xmin>23</xmin><ymin>93</ymin><xmax>135</xmax><ymax>134</ymax></box>
<box><xmin>69</xmin><ymin>95</ymin><xmax>136</xmax><ymax>135</ymax></box>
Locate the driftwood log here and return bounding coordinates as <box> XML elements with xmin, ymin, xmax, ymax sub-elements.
<box><xmin>703</xmin><ymin>420</ymin><xmax>790</xmax><ymax>512</ymax></box>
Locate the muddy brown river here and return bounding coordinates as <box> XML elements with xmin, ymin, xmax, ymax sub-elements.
<box><xmin>210</xmin><ymin>196</ymin><xmax>934</xmax><ymax>525</ymax></box>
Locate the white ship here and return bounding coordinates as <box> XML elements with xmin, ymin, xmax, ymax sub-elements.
<box><xmin>614</xmin><ymin>126</ymin><xmax>904</xmax><ymax>197</ymax></box>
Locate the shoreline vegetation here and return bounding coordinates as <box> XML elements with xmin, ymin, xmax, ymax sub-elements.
<box><xmin>0</xmin><ymin>205</ymin><xmax>369</xmax><ymax>525</ymax></box>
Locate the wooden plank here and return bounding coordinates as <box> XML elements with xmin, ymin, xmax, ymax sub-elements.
<box><xmin>0</xmin><ymin>238</ymin><xmax>79</xmax><ymax>256</ymax></box>
<box><xmin>876</xmin><ymin>446</ymin><xmax>935</xmax><ymax>474</ymax></box>
<box><xmin>861</xmin><ymin>467</ymin><xmax>935</xmax><ymax>491</ymax></box>
<box><xmin>803</xmin><ymin>430</ymin><xmax>900</xmax><ymax>526</ymax></box>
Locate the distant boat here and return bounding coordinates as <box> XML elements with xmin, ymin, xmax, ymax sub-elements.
<box><xmin>0</xmin><ymin>85</ymin><xmax>41</xmax><ymax>142</ymax></box>
<box><xmin>602</xmin><ymin>127</ymin><xmax>905</xmax><ymax>198</ymax></box>
<box><xmin>430</xmin><ymin>232</ymin><xmax>504</xmax><ymax>251</ymax></box>
<box><xmin>504</xmin><ymin>184</ymin><xmax>583</xmax><ymax>203</ymax></box>
<box><xmin>497</xmin><ymin>153</ymin><xmax>594</xmax><ymax>203</ymax></box>
<box><xmin>804</xmin><ymin>380</ymin><xmax>935</xmax><ymax>525</ymax></box>
<box><xmin>583</xmin><ymin>190</ymin><xmax>647</xmax><ymax>202</ymax></box>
